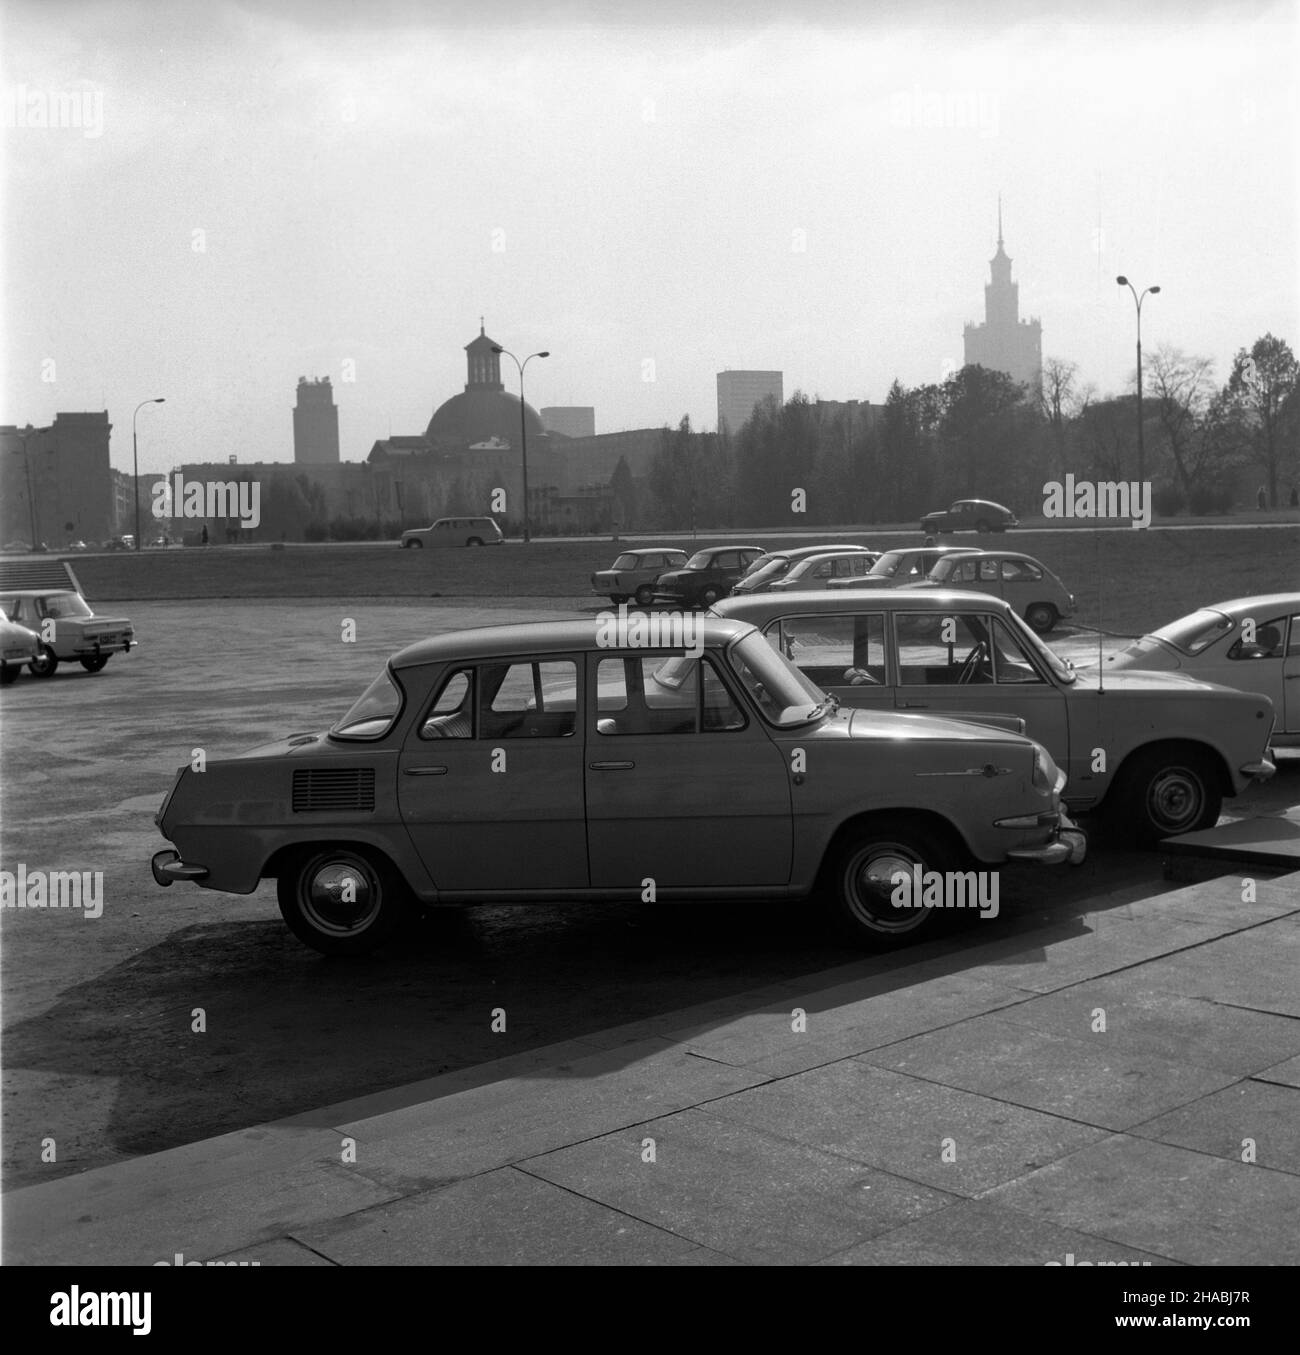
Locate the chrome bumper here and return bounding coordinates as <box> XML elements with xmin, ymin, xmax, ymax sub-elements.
<box><xmin>1005</xmin><ymin>813</ymin><xmax>1087</xmax><ymax>866</ymax></box>
<box><xmin>1241</xmin><ymin>758</ymin><xmax>1276</xmax><ymax>782</ymax></box>
<box><xmin>151</xmin><ymin>848</ymin><xmax>208</xmax><ymax>886</ymax></box>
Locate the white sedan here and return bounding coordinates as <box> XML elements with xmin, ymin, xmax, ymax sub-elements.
<box><xmin>1106</xmin><ymin>593</ymin><xmax>1300</xmax><ymax>747</ymax></box>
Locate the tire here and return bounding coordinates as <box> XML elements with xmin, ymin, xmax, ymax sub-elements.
<box><xmin>634</xmin><ymin>584</ymin><xmax>655</xmax><ymax>607</ymax></box>
<box><xmin>610</xmin><ymin>594</ymin><xmax>629</xmax><ymax>605</ymax></box>
<box><xmin>1111</xmin><ymin>746</ymin><xmax>1222</xmax><ymax>845</ymax></box>
<box><xmin>823</xmin><ymin>818</ymin><xmax>963</xmax><ymax>947</ymax></box>
<box><xmin>403</xmin><ymin>539</ymin><xmax>422</xmax><ymax>549</ymax></box>
<box><xmin>1025</xmin><ymin>603</ymin><xmax>1057</xmax><ymax>634</ymax></box>
<box><xmin>975</xmin><ymin>518</ymin><xmax>991</xmax><ymax>533</ymax></box>
<box><xmin>0</xmin><ymin>664</ymin><xmax>16</xmax><ymax>685</ymax></box>
<box><xmin>276</xmin><ymin>848</ymin><xmax>410</xmax><ymax>956</ymax></box>
<box><xmin>80</xmin><ymin>655</ymin><xmax>110</xmax><ymax>672</ymax></box>
<box><xmin>29</xmin><ymin>644</ymin><xmax>59</xmax><ymax>678</ymax></box>
<box><xmin>466</xmin><ymin>537</ymin><xmax>483</xmax><ymax>546</ymax></box>
<box><xmin>699</xmin><ymin>585</ymin><xmax>721</xmax><ymax>608</ymax></box>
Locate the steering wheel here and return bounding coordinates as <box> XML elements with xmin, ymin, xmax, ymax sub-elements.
<box><xmin>956</xmin><ymin>641</ymin><xmax>989</xmax><ymax>685</ymax></box>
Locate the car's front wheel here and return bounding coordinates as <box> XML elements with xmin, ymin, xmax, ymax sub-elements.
<box><xmin>80</xmin><ymin>655</ymin><xmax>110</xmax><ymax>672</ymax></box>
<box><xmin>1112</xmin><ymin>746</ymin><xmax>1222</xmax><ymax>844</ymax></box>
<box><xmin>610</xmin><ymin>593</ymin><xmax>629</xmax><ymax>605</ymax></box>
<box><xmin>1025</xmin><ymin>603</ymin><xmax>1058</xmax><ymax>634</ymax></box>
<box><xmin>634</xmin><ymin>584</ymin><xmax>655</xmax><ymax>607</ymax></box>
<box><xmin>699</xmin><ymin>585</ymin><xmax>721</xmax><ymax>607</ymax></box>
<box><xmin>277</xmin><ymin>848</ymin><xmax>410</xmax><ymax>955</ymax></box>
<box><xmin>29</xmin><ymin>645</ymin><xmax>59</xmax><ymax>678</ymax></box>
<box><xmin>823</xmin><ymin>818</ymin><xmax>961</xmax><ymax>947</ymax></box>
<box><xmin>403</xmin><ymin>539</ymin><xmax>422</xmax><ymax>549</ymax></box>
<box><xmin>467</xmin><ymin>536</ymin><xmax>484</xmax><ymax>546</ymax></box>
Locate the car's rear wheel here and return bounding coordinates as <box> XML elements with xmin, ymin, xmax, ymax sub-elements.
<box><xmin>1111</xmin><ymin>746</ymin><xmax>1222</xmax><ymax>845</ymax></box>
<box><xmin>467</xmin><ymin>536</ymin><xmax>484</xmax><ymax>546</ymax></box>
<box><xmin>277</xmin><ymin>848</ymin><xmax>410</xmax><ymax>955</ymax></box>
<box><xmin>29</xmin><ymin>645</ymin><xmax>58</xmax><ymax>678</ymax></box>
<box><xmin>975</xmin><ymin>518</ymin><xmax>991</xmax><ymax>533</ymax></box>
<box><xmin>1025</xmin><ymin>603</ymin><xmax>1058</xmax><ymax>634</ymax></box>
<box><xmin>634</xmin><ymin>584</ymin><xmax>655</xmax><ymax>607</ymax></box>
<box><xmin>403</xmin><ymin>539</ymin><xmax>421</xmax><ymax>549</ymax></box>
<box><xmin>80</xmin><ymin>655</ymin><xmax>109</xmax><ymax>673</ymax></box>
<box><xmin>699</xmin><ymin>585</ymin><xmax>721</xmax><ymax>607</ymax></box>
<box><xmin>0</xmin><ymin>664</ymin><xmax>17</xmax><ymax>685</ymax></box>
<box><xmin>822</xmin><ymin>818</ymin><xmax>961</xmax><ymax>947</ymax></box>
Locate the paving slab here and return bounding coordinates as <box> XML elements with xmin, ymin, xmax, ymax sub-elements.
<box><xmin>295</xmin><ymin>1165</ymin><xmax>708</xmax><ymax>1266</ymax></box>
<box><xmin>699</xmin><ymin>1061</ymin><xmax>1109</xmax><ymax>1195</ymax></box>
<box><xmin>858</xmin><ymin>1015</ymin><xmax>1239</xmax><ymax>1131</ymax></box>
<box><xmin>1251</xmin><ymin>1054</ymin><xmax>1300</xmax><ymax>1089</ymax></box>
<box><xmin>988</xmin><ymin>977</ymin><xmax>1300</xmax><ymax>1077</ymax></box>
<box><xmin>1130</xmin><ymin>1080</ymin><xmax>1300</xmax><ymax>1175</ymax></box>
<box><xmin>984</xmin><ymin>1133</ymin><xmax>1300</xmax><ymax>1266</ymax></box>
<box><xmin>816</xmin><ymin>1197</ymin><xmax>1178</xmax><ymax>1266</ymax></box>
<box><xmin>1161</xmin><ymin>810</ymin><xmax>1300</xmax><ymax>869</ymax></box>
<box><xmin>520</xmin><ymin>1107</ymin><xmax>956</xmax><ymax>1266</ymax></box>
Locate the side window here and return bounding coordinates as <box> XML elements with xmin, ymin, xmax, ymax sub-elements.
<box><xmin>595</xmin><ymin>656</ymin><xmax>742</xmax><ymax>735</ymax></box>
<box><xmin>1228</xmin><ymin>618</ymin><xmax>1287</xmax><ymax>660</ymax></box>
<box><xmin>480</xmin><ymin>660</ymin><xmax>576</xmax><ymax>738</ymax></box>
<box><xmin>1002</xmin><ymin>559</ymin><xmax>1041</xmax><ymax>582</ymax></box>
<box><xmin>978</xmin><ymin>559</ymin><xmax>999</xmax><ymax>583</ymax></box>
<box><xmin>420</xmin><ymin>669</ymin><xmax>472</xmax><ymax>739</ymax></box>
<box><xmin>714</xmin><ymin>551</ymin><xmax>739</xmax><ymax>571</ymax></box>
<box><xmin>811</xmin><ymin>561</ymin><xmax>834</xmax><ymax>579</ymax></box>
<box><xmin>1287</xmin><ymin>617</ymin><xmax>1300</xmax><ymax>657</ymax></box>
<box><xmin>643</xmin><ymin>554</ymin><xmax>663</xmax><ymax>569</ymax></box>
<box><xmin>896</xmin><ymin>613</ymin><xmax>988</xmax><ymax>685</ymax></box>
<box><xmin>768</xmin><ymin>615</ymin><xmax>885</xmax><ymax>687</ymax></box>
<box><xmin>991</xmin><ymin>620</ymin><xmax>1047</xmax><ymax>684</ymax></box>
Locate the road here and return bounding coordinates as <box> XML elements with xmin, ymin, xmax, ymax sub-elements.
<box><xmin>1</xmin><ymin>597</ymin><xmax>1295</xmax><ymax>1190</ymax></box>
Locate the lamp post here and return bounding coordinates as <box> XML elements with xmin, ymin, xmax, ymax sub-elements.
<box><xmin>1115</xmin><ymin>277</ymin><xmax>1160</xmax><ymax>486</ymax></box>
<box><xmin>133</xmin><ymin>397</ymin><xmax>166</xmax><ymax>550</ymax></box>
<box><xmin>492</xmin><ymin>345</ymin><xmax>548</xmax><ymax>542</ymax></box>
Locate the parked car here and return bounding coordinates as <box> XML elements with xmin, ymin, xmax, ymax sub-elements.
<box><xmin>1105</xmin><ymin>593</ymin><xmax>1300</xmax><ymax>747</ymax></box>
<box><xmin>591</xmin><ymin>548</ymin><xmax>689</xmax><ymax>605</ymax></box>
<box><xmin>0</xmin><ymin>588</ymin><xmax>135</xmax><ymax>676</ymax></box>
<box><xmin>904</xmin><ymin>550</ymin><xmax>1075</xmax><ymax>633</ymax></box>
<box><xmin>766</xmin><ymin>549</ymin><xmax>881</xmax><ymax>592</ymax></box>
<box><xmin>711</xmin><ymin>588</ymin><xmax>1276</xmax><ymax>843</ymax></box>
<box><xmin>0</xmin><ymin>615</ymin><xmax>40</xmax><ymax>685</ymax></box>
<box><xmin>651</xmin><ymin>545</ymin><xmax>766</xmax><ymax>608</ymax></box>
<box><xmin>400</xmin><ymin>516</ymin><xmax>503</xmax><ymax>548</ymax></box>
<box><xmin>732</xmin><ymin>544</ymin><xmax>873</xmax><ymax>596</ymax></box>
<box><xmin>151</xmin><ymin>616</ymin><xmax>1084</xmax><ymax>955</ymax></box>
<box><xmin>920</xmin><ymin>499</ymin><xmax>1018</xmax><ymax>534</ymax></box>
<box><xmin>828</xmin><ymin>546</ymin><xmax>980</xmax><ymax>592</ymax></box>
<box><xmin>66</xmin><ymin>540</ymin><xmax>88</xmax><ymax>552</ymax></box>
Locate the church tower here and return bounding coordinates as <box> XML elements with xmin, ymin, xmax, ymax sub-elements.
<box><xmin>464</xmin><ymin>318</ymin><xmax>504</xmax><ymax>391</ymax></box>
<box><xmin>963</xmin><ymin>198</ymin><xmax>1042</xmax><ymax>392</ymax></box>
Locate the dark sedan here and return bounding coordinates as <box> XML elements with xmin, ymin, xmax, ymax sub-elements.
<box><xmin>920</xmin><ymin>499</ymin><xmax>1018</xmax><ymax>534</ymax></box>
<box><xmin>651</xmin><ymin>545</ymin><xmax>766</xmax><ymax>608</ymax></box>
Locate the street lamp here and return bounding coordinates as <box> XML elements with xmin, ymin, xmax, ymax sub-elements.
<box><xmin>133</xmin><ymin>397</ymin><xmax>166</xmax><ymax>550</ymax></box>
<box><xmin>492</xmin><ymin>345</ymin><xmax>548</xmax><ymax>542</ymax></box>
<box><xmin>1115</xmin><ymin>277</ymin><xmax>1160</xmax><ymax>486</ymax></box>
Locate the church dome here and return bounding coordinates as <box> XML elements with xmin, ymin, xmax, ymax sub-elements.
<box><xmin>426</xmin><ymin>389</ymin><xmax>544</xmax><ymax>447</ymax></box>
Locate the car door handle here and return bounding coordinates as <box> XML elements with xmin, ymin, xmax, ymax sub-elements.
<box><xmin>404</xmin><ymin>765</ymin><xmax>449</xmax><ymax>776</ymax></box>
<box><xmin>589</xmin><ymin>760</ymin><xmax>635</xmax><ymax>770</ymax></box>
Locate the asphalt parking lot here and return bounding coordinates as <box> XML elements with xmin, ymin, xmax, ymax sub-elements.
<box><xmin>2</xmin><ymin>597</ymin><xmax>1297</xmax><ymax>1197</ymax></box>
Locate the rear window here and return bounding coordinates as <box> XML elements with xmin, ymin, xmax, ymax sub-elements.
<box><xmin>1149</xmin><ymin>609</ymin><xmax>1234</xmax><ymax>656</ymax></box>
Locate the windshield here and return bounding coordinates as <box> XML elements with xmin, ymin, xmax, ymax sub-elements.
<box><xmin>684</xmin><ymin>551</ymin><xmax>712</xmax><ymax>569</ymax></box>
<box><xmin>928</xmin><ymin>557</ymin><xmax>962</xmax><ymax>582</ymax></box>
<box><xmin>868</xmin><ymin>551</ymin><xmax>906</xmax><ymax>578</ymax></box>
<box><xmin>1003</xmin><ymin>608</ymin><xmax>1075</xmax><ymax>683</ymax></box>
<box><xmin>726</xmin><ymin>631</ymin><xmax>829</xmax><ymax>726</ymax></box>
<box><xmin>331</xmin><ymin>667</ymin><xmax>403</xmax><ymax>739</ymax></box>
<box><xmin>1149</xmin><ymin>609</ymin><xmax>1234</xmax><ymax>655</ymax></box>
<box><xmin>743</xmin><ymin>558</ymin><xmax>789</xmax><ymax>584</ymax></box>
<box><xmin>40</xmin><ymin>592</ymin><xmax>93</xmax><ymax>619</ymax></box>
<box><xmin>611</xmin><ymin>553</ymin><xmax>640</xmax><ymax>569</ymax></box>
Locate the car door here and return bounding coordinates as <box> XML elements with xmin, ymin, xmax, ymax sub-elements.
<box><xmin>762</xmin><ymin>612</ymin><xmax>894</xmax><ymax>713</ymax></box>
<box><xmin>1202</xmin><ymin>612</ymin><xmax>1297</xmax><ymax>736</ymax></box>
<box><xmin>398</xmin><ymin>657</ymin><xmax>588</xmax><ymax>892</ymax></box>
<box><xmin>891</xmin><ymin>607</ymin><xmax>1073</xmax><ymax>773</ymax></box>
<box><xmin>584</xmin><ymin>651</ymin><xmax>792</xmax><ymax>889</ymax></box>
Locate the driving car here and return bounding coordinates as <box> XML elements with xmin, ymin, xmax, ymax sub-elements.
<box><xmin>1104</xmin><ymin>593</ymin><xmax>1300</xmax><ymax>747</ymax></box>
<box><xmin>920</xmin><ymin>499</ymin><xmax>1018</xmax><ymax>534</ymax></box>
<box><xmin>651</xmin><ymin>545</ymin><xmax>766</xmax><ymax>607</ymax></box>
<box><xmin>712</xmin><ymin>589</ymin><xmax>1276</xmax><ymax>844</ymax></box>
<box><xmin>0</xmin><ymin>615</ymin><xmax>40</xmax><ymax>685</ymax></box>
<box><xmin>766</xmin><ymin>549</ymin><xmax>881</xmax><ymax>592</ymax></box>
<box><xmin>0</xmin><ymin>588</ymin><xmax>135</xmax><ymax>676</ymax></box>
<box><xmin>732</xmin><ymin>544</ymin><xmax>874</xmax><ymax>596</ymax></box>
<box><xmin>591</xmin><ymin>548</ymin><xmax>689</xmax><ymax>605</ymax></box>
<box><xmin>150</xmin><ymin>617</ymin><xmax>1084</xmax><ymax>956</ymax></box>
<box><xmin>904</xmin><ymin>550</ymin><xmax>1075</xmax><ymax>633</ymax></box>
<box><xmin>827</xmin><ymin>546</ymin><xmax>978</xmax><ymax>592</ymax></box>
<box><xmin>400</xmin><ymin>516</ymin><xmax>504</xmax><ymax>548</ymax></box>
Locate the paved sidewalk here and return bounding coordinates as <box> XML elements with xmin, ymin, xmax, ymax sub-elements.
<box><xmin>6</xmin><ymin>871</ymin><xmax>1299</xmax><ymax>1266</ymax></box>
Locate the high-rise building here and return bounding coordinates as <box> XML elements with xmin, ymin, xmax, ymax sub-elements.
<box><xmin>293</xmin><ymin>376</ymin><xmax>340</xmax><ymax>465</ymax></box>
<box><xmin>0</xmin><ymin>412</ymin><xmax>114</xmax><ymax>546</ymax></box>
<box><xmin>717</xmin><ymin>370</ymin><xmax>783</xmax><ymax>437</ymax></box>
<box><xmin>962</xmin><ymin>200</ymin><xmax>1042</xmax><ymax>392</ymax></box>
<box><xmin>541</xmin><ymin>406</ymin><xmax>596</xmax><ymax>439</ymax></box>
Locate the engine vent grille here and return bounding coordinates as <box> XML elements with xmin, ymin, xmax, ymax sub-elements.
<box><xmin>292</xmin><ymin>768</ymin><xmax>375</xmax><ymax>813</ymax></box>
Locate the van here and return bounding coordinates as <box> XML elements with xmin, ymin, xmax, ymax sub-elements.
<box><xmin>400</xmin><ymin>517</ymin><xmax>504</xmax><ymax>548</ymax></box>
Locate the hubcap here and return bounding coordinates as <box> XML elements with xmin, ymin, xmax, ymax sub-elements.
<box><xmin>1146</xmin><ymin>767</ymin><xmax>1203</xmax><ymax>832</ymax></box>
<box><xmin>301</xmin><ymin>857</ymin><xmax>379</xmax><ymax>936</ymax></box>
<box><xmin>845</xmin><ymin>844</ymin><xmax>930</xmax><ymax>934</ymax></box>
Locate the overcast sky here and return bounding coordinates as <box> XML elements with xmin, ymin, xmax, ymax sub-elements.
<box><xmin>3</xmin><ymin>0</ymin><xmax>1297</xmax><ymax>477</ymax></box>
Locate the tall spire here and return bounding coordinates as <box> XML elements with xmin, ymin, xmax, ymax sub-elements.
<box><xmin>480</xmin><ymin>316</ymin><xmax>485</xmax><ymax>335</ymax></box>
<box><xmin>997</xmin><ymin>193</ymin><xmax>1003</xmax><ymax>250</ymax></box>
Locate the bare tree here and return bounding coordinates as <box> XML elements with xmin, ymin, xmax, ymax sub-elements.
<box><xmin>1146</xmin><ymin>345</ymin><xmax>1221</xmax><ymax>496</ymax></box>
<box><xmin>1039</xmin><ymin>356</ymin><xmax>1081</xmax><ymax>480</ymax></box>
<box><xmin>1225</xmin><ymin>334</ymin><xmax>1300</xmax><ymax>507</ymax></box>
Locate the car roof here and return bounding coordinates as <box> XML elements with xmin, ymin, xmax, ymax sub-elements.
<box><xmin>617</xmin><ymin>547</ymin><xmax>684</xmax><ymax>556</ymax></box>
<box><xmin>690</xmin><ymin>544</ymin><xmax>764</xmax><ymax>557</ymax></box>
<box><xmin>884</xmin><ymin>545</ymin><xmax>979</xmax><ymax>558</ymax></box>
<box><xmin>1195</xmin><ymin>593</ymin><xmax>1300</xmax><ymax>618</ymax></box>
<box><xmin>390</xmin><ymin>616</ymin><xmax>758</xmax><ymax>669</ymax></box>
<box><xmin>789</xmin><ymin>549</ymin><xmax>875</xmax><ymax>566</ymax></box>
<box><xmin>713</xmin><ymin>588</ymin><xmax>1017</xmax><ymax>624</ymax></box>
<box><xmin>932</xmin><ymin>549</ymin><xmax>1043</xmax><ymax>565</ymax></box>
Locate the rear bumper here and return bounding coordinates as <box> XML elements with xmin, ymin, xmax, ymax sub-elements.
<box><xmin>1241</xmin><ymin>758</ymin><xmax>1276</xmax><ymax>783</ymax></box>
<box><xmin>151</xmin><ymin>849</ymin><xmax>209</xmax><ymax>886</ymax></box>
